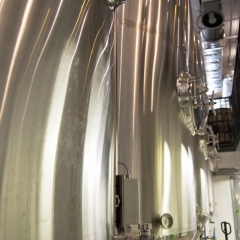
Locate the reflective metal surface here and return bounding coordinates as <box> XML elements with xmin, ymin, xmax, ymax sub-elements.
<box><xmin>0</xmin><ymin>1</ymin><xmax>115</xmax><ymax>240</ymax></box>
<box><xmin>176</xmin><ymin>70</ymin><xmax>209</xmax><ymax>136</ymax></box>
<box><xmin>106</xmin><ymin>0</ymin><xmax>128</xmax><ymax>9</ymax></box>
<box><xmin>176</xmin><ymin>71</ymin><xmax>197</xmax><ymax>136</ymax></box>
<box><xmin>206</xmin><ymin>161</ymin><xmax>215</xmax><ymax>217</ymax></box>
<box><xmin>116</xmin><ymin>0</ymin><xmax>197</xmax><ymax>238</ymax></box>
<box><xmin>194</xmin><ymin>151</ymin><xmax>210</xmax><ymax>217</ymax></box>
<box><xmin>192</xmin><ymin>145</ymin><xmax>214</xmax><ymax>240</ymax></box>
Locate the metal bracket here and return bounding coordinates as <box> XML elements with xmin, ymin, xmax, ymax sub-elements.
<box><xmin>199</xmin><ymin>125</ymin><xmax>221</xmax><ymax>161</ymax></box>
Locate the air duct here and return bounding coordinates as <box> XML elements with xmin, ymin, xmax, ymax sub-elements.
<box><xmin>201</xmin><ymin>0</ymin><xmax>224</xmax><ymax>42</ymax></box>
<box><xmin>202</xmin><ymin>42</ymin><xmax>223</xmax><ymax>95</ymax></box>
<box><xmin>200</xmin><ymin>1</ymin><xmax>225</xmax><ymax>96</ymax></box>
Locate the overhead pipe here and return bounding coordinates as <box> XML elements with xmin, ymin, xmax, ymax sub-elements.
<box><xmin>228</xmin><ymin>0</ymin><xmax>234</xmax><ymax>68</ymax></box>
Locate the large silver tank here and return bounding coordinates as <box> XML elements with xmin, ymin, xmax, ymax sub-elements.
<box><xmin>116</xmin><ymin>0</ymin><xmax>197</xmax><ymax>238</ymax></box>
<box><xmin>206</xmin><ymin>161</ymin><xmax>215</xmax><ymax>217</ymax></box>
<box><xmin>195</xmin><ymin>152</ymin><xmax>210</xmax><ymax>217</ymax></box>
<box><xmin>192</xmin><ymin>148</ymin><xmax>209</xmax><ymax>240</ymax></box>
<box><xmin>192</xmin><ymin>148</ymin><xmax>215</xmax><ymax>239</ymax></box>
<box><xmin>0</xmin><ymin>1</ymin><xmax>115</xmax><ymax>240</ymax></box>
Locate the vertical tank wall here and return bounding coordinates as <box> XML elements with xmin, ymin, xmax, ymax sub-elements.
<box><xmin>0</xmin><ymin>0</ymin><xmax>115</xmax><ymax>240</ymax></box>
<box><xmin>194</xmin><ymin>151</ymin><xmax>210</xmax><ymax>221</ymax></box>
<box><xmin>206</xmin><ymin>161</ymin><xmax>215</xmax><ymax>217</ymax></box>
<box><xmin>115</xmin><ymin>0</ymin><xmax>198</xmax><ymax>238</ymax></box>
<box><xmin>0</xmin><ymin>0</ymin><xmax>217</xmax><ymax>239</ymax></box>
<box><xmin>193</xmin><ymin>149</ymin><xmax>214</xmax><ymax>240</ymax></box>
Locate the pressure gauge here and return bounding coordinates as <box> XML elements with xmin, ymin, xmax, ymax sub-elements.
<box><xmin>160</xmin><ymin>213</ymin><xmax>173</xmax><ymax>229</ymax></box>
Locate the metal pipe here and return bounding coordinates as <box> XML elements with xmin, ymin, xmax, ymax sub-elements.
<box><xmin>225</xmin><ymin>35</ymin><xmax>238</xmax><ymax>39</ymax></box>
<box><xmin>228</xmin><ymin>0</ymin><xmax>234</xmax><ymax>67</ymax></box>
<box><xmin>213</xmin><ymin>168</ymin><xmax>239</xmax><ymax>175</ymax></box>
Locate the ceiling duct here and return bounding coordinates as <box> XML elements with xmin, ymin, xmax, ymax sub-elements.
<box><xmin>200</xmin><ymin>0</ymin><xmax>225</xmax><ymax>96</ymax></box>
<box><xmin>201</xmin><ymin>0</ymin><xmax>224</xmax><ymax>42</ymax></box>
<box><xmin>201</xmin><ymin>41</ymin><xmax>223</xmax><ymax>95</ymax></box>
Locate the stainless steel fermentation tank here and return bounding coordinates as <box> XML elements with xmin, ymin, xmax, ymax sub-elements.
<box><xmin>0</xmin><ymin>0</ymin><xmax>115</xmax><ymax>240</ymax></box>
<box><xmin>116</xmin><ymin>0</ymin><xmax>201</xmax><ymax>239</ymax></box>
<box><xmin>0</xmin><ymin>0</ymin><xmax>214</xmax><ymax>239</ymax></box>
<box><xmin>192</xmin><ymin>150</ymin><xmax>215</xmax><ymax>240</ymax></box>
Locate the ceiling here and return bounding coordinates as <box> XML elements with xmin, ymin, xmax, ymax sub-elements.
<box><xmin>191</xmin><ymin>0</ymin><xmax>240</xmax><ymax>98</ymax></box>
<box><xmin>190</xmin><ymin>0</ymin><xmax>240</xmax><ymax>151</ymax></box>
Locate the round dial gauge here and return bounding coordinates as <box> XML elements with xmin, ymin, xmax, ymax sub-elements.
<box><xmin>160</xmin><ymin>213</ymin><xmax>173</xmax><ymax>229</ymax></box>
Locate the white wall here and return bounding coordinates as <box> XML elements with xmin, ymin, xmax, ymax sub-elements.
<box><xmin>212</xmin><ymin>176</ymin><xmax>236</xmax><ymax>240</ymax></box>
<box><xmin>211</xmin><ymin>143</ymin><xmax>240</xmax><ymax>240</ymax></box>
<box><xmin>237</xmin><ymin>143</ymin><xmax>240</xmax><ymax>168</ymax></box>
<box><xmin>218</xmin><ymin>151</ymin><xmax>238</xmax><ymax>169</ymax></box>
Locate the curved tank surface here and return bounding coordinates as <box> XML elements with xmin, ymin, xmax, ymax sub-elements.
<box><xmin>0</xmin><ymin>0</ymin><xmax>216</xmax><ymax>239</ymax></box>
<box><xmin>116</xmin><ymin>0</ymin><xmax>198</xmax><ymax>238</ymax></box>
<box><xmin>206</xmin><ymin>160</ymin><xmax>215</xmax><ymax>217</ymax></box>
<box><xmin>192</xmin><ymin>147</ymin><xmax>214</xmax><ymax>240</ymax></box>
<box><xmin>0</xmin><ymin>0</ymin><xmax>115</xmax><ymax>240</ymax></box>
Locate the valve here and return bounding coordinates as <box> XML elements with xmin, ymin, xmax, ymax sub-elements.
<box><xmin>138</xmin><ymin>223</ymin><xmax>152</xmax><ymax>236</ymax></box>
<box><xmin>105</xmin><ymin>0</ymin><xmax>128</xmax><ymax>9</ymax></box>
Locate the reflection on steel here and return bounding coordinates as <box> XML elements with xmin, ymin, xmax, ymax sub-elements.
<box><xmin>206</xmin><ymin>161</ymin><xmax>215</xmax><ymax>218</ymax></box>
<box><xmin>177</xmin><ymin>72</ymin><xmax>197</xmax><ymax>135</ymax></box>
<box><xmin>0</xmin><ymin>0</ymin><xmax>221</xmax><ymax>239</ymax></box>
<box><xmin>0</xmin><ymin>0</ymin><xmax>115</xmax><ymax>240</ymax></box>
<box><xmin>116</xmin><ymin>0</ymin><xmax>196</xmax><ymax>238</ymax></box>
<box><xmin>192</xmin><ymin>152</ymin><xmax>214</xmax><ymax>240</ymax></box>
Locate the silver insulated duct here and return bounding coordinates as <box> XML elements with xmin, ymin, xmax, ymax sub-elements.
<box><xmin>202</xmin><ymin>41</ymin><xmax>223</xmax><ymax>95</ymax></box>
<box><xmin>200</xmin><ymin>0</ymin><xmax>225</xmax><ymax>96</ymax></box>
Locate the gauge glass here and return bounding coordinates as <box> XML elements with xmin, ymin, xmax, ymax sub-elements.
<box><xmin>160</xmin><ymin>213</ymin><xmax>173</xmax><ymax>229</ymax></box>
